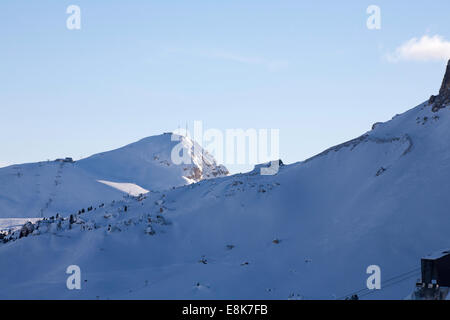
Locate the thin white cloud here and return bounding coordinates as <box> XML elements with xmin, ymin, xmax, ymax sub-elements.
<box><xmin>210</xmin><ymin>51</ymin><xmax>289</xmax><ymax>71</ymax></box>
<box><xmin>386</xmin><ymin>35</ymin><xmax>450</xmax><ymax>62</ymax></box>
<box><xmin>165</xmin><ymin>47</ymin><xmax>289</xmax><ymax>71</ymax></box>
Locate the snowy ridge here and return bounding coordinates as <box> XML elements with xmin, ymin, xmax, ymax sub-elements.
<box><xmin>1</xmin><ymin>65</ymin><xmax>450</xmax><ymax>299</ymax></box>
<box><xmin>2</xmin><ymin>98</ymin><xmax>450</xmax><ymax>299</ymax></box>
<box><xmin>0</xmin><ymin>133</ymin><xmax>228</xmax><ymax>218</ymax></box>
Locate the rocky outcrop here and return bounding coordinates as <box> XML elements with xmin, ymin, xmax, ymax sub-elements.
<box><xmin>439</xmin><ymin>60</ymin><xmax>450</xmax><ymax>96</ymax></box>
<box><xmin>19</xmin><ymin>222</ymin><xmax>34</xmax><ymax>238</ymax></box>
<box><xmin>429</xmin><ymin>60</ymin><xmax>450</xmax><ymax>112</ymax></box>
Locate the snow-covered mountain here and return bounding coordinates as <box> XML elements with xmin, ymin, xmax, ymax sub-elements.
<box><xmin>1</xmin><ymin>62</ymin><xmax>450</xmax><ymax>300</ymax></box>
<box><xmin>0</xmin><ymin>133</ymin><xmax>228</xmax><ymax>218</ymax></box>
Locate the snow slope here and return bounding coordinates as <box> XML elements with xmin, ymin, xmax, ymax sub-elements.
<box><xmin>2</xmin><ymin>99</ymin><xmax>450</xmax><ymax>300</ymax></box>
<box><xmin>0</xmin><ymin>133</ymin><xmax>228</xmax><ymax>218</ymax></box>
<box><xmin>0</xmin><ymin>218</ymin><xmax>41</xmax><ymax>232</ymax></box>
<box><xmin>1</xmin><ymin>64</ymin><xmax>450</xmax><ymax>300</ymax></box>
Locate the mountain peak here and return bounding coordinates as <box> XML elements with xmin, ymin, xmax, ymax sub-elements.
<box><xmin>439</xmin><ymin>59</ymin><xmax>450</xmax><ymax>96</ymax></box>
<box><xmin>429</xmin><ymin>59</ymin><xmax>450</xmax><ymax>112</ymax></box>
<box><xmin>78</xmin><ymin>133</ymin><xmax>229</xmax><ymax>188</ymax></box>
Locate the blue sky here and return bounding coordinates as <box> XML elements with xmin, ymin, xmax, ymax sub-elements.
<box><xmin>1</xmin><ymin>0</ymin><xmax>449</xmax><ymax>173</ymax></box>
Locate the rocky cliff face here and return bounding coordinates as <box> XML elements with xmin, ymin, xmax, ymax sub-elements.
<box><xmin>430</xmin><ymin>60</ymin><xmax>450</xmax><ymax>112</ymax></box>
<box><xmin>439</xmin><ymin>60</ymin><xmax>450</xmax><ymax>96</ymax></box>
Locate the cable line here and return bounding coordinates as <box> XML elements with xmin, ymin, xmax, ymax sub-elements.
<box><xmin>337</xmin><ymin>266</ymin><xmax>421</xmax><ymax>300</ymax></box>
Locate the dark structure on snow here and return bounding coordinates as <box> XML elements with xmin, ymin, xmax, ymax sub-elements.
<box><xmin>55</xmin><ymin>157</ymin><xmax>74</xmax><ymax>163</ymax></box>
<box><xmin>421</xmin><ymin>250</ymin><xmax>450</xmax><ymax>287</ymax></box>
<box><xmin>413</xmin><ymin>249</ymin><xmax>450</xmax><ymax>300</ymax></box>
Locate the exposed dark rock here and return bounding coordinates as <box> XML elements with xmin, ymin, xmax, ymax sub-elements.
<box><xmin>430</xmin><ymin>60</ymin><xmax>450</xmax><ymax>112</ymax></box>
<box><xmin>19</xmin><ymin>222</ymin><xmax>34</xmax><ymax>238</ymax></box>
<box><xmin>376</xmin><ymin>167</ymin><xmax>386</xmax><ymax>177</ymax></box>
<box><xmin>372</xmin><ymin>122</ymin><xmax>383</xmax><ymax>130</ymax></box>
<box><xmin>439</xmin><ymin>60</ymin><xmax>450</xmax><ymax>96</ymax></box>
<box><xmin>429</xmin><ymin>95</ymin><xmax>436</xmax><ymax>104</ymax></box>
<box><xmin>186</xmin><ymin>166</ymin><xmax>202</xmax><ymax>181</ymax></box>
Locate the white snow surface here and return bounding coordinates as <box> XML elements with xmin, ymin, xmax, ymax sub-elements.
<box><xmin>97</xmin><ymin>180</ymin><xmax>149</xmax><ymax>197</ymax></box>
<box><xmin>0</xmin><ymin>133</ymin><xmax>228</xmax><ymax>218</ymax></box>
<box><xmin>1</xmin><ymin>101</ymin><xmax>450</xmax><ymax>299</ymax></box>
<box><xmin>0</xmin><ymin>218</ymin><xmax>41</xmax><ymax>232</ymax></box>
